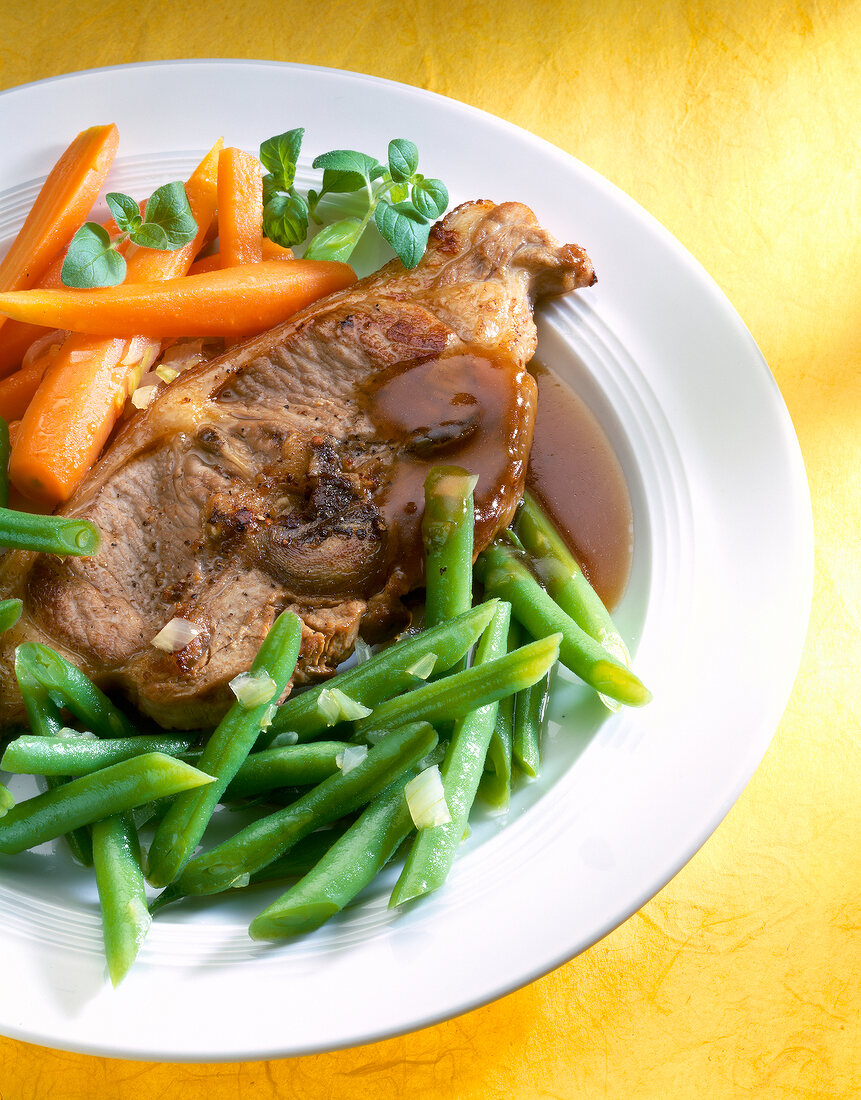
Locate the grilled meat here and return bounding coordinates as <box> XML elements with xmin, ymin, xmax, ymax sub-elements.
<box><xmin>0</xmin><ymin>200</ymin><xmax>595</xmax><ymax>727</ymax></box>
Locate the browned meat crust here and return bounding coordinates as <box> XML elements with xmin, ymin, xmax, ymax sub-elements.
<box><xmin>0</xmin><ymin>201</ymin><xmax>595</xmax><ymax>728</ymax></box>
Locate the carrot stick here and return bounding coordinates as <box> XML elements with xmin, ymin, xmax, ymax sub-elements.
<box><xmin>7</xmin><ymin>142</ymin><xmax>224</xmax><ymax>506</ymax></box>
<box><xmin>189</xmin><ymin>237</ymin><xmax>293</xmax><ymax>276</ymax></box>
<box><xmin>0</xmin><ymin>125</ymin><xmax>119</xmax><ymax>325</ymax></box>
<box><xmin>217</xmin><ymin>148</ymin><xmax>264</xmax><ymax>268</ymax></box>
<box><xmin>8</xmin><ymin>336</ymin><xmax>133</xmax><ymax>504</ymax></box>
<box><xmin>0</xmin><ymin>259</ymin><xmax>357</xmax><ymax>340</ymax></box>
<box><xmin>0</xmin><ymin>205</ymin><xmax>141</xmax><ymax>379</ymax></box>
<box><xmin>121</xmin><ymin>139</ymin><xmax>222</xmax><ymax>284</ymax></box>
<box><xmin>0</xmin><ymin>353</ymin><xmax>55</xmax><ymax>422</ymax></box>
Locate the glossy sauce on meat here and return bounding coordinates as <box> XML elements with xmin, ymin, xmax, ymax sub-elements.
<box><xmin>362</xmin><ymin>350</ymin><xmax>535</xmax><ymax>574</ymax></box>
<box><xmin>526</xmin><ymin>364</ymin><xmax>632</xmax><ymax>608</ymax></box>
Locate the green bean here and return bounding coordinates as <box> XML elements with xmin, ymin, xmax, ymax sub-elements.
<box><xmin>261</xmin><ymin>601</ymin><xmax>497</xmax><ymax>746</ymax></box>
<box><xmin>0</xmin><ymin>509</ymin><xmax>101</xmax><ymax>556</ymax></box>
<box><xmin>173</xmin><ymin>720</ymin><xmax>438</xmax><ymax>899</ymax></box>
<box><xmin>16</xmin><ymin>643</ymin><xmax>139</xmax><ymax>738</ymax></box>
<box><xmin>219</xmin><ymin>742</ymin><xmax>346</xmax><ymax>801</ymax></box>
<box><xmin>15</xmin><ymin>655</ymin><xmax>93</xmax><ymax>866</ymax></box>
<box><xmin>248</xmin><ymin>822</ymin><xmax>353</xmax><ymax>884</ymax></box>
<box><xmin>515</xmin><ymin>491</ymin><xmax>629</xmax><ymax>655</ymax></box>
<box><xmin>0</xmin><ymin>753</ymin><xmax>214</xmax><ymax>855</ymax></box>
<box><xmin>479</xmin><ymin>619</ymin><xmax>520</xmax><ymax>810</ymax></box>
<box><xmin>0</xmin><ymin>782</ymin><xmax>13</xmax><ymax>817</ymax></box>
<box><xmin>0</xmin><ymin>417</ymin><xmax>9</xmax><ymax>509</ymax></box>
<box><xmin>92</xmin><ymin>813</ymin><xmax>150</xmax><ymax>986</ymax></box>
<box><xmin>1</xmin><ymin>733</ymin><xmax>198</xmax><ymax>776</ymax></box>
<box><xmin>475</xmin><ymin>541</ymin><xmax>651</xmax><ymax>706</ymax></box>
<box><xmin>514</xmin><ymin>492</ymin><xmax>632</xmax><ymax>711</ymax></box>
<box><xmin>0</xmin><ymin>597</ymin><xmax>21</xmax><ymax>633</ymax></box>
<box><xmin>513</xmin><ymin>664</ymin><xmax>552</xmax><ymax>778</ymax></box>
<box><xmin>390</xmin><ymin>600</ymin><xmax>511</xmax><ymax>907</ymax></box>
<box><xmin>251</xmin><ymin>772</ymin><xmax>417</xmax><ymax>939</ymax></box>
<box><xmin>353</xmin><ymin>633</ymin><xmax>561</xmax><ymax>742</ymax></box>
<box><xmin>422</xmin><ymin>466</ymin><xmax>475</xmax><ymax>648</ymax></box>
<box><xmin>147</xmin><ymin>611</ymin><xmax>302</xmax><ymax>887</ymax></box>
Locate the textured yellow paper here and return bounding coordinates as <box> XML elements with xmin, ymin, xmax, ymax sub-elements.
<box><xmin>0</xmin><ymin>1</ymin><xmax>858</xmax><ymax>1097</ymax></box>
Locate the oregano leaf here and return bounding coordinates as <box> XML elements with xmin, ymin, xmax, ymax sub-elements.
<box><xmin>375</xmin><ymin>200</ymin><xmax>430</xmax><ymax>269</ymax></box>
<box><xmin>141</xmin><ymin>182</ymin><xmax>198</xmax><ymax>249</ymax></box>
<box><xmin>388</xmin><ymin>138</ymin><xmax>419</xmax><ymax>182</ymax></box>
<box><xmin>129</xmin><ymin>221</ymin><xmax>169</xmax><ymax>250</ymax></box>
<box><xmin>105</xmin><ymin>192</ymin><xmax>141</xmax><ymax>234</ymax></box>
<box><xmin>260</xmin><ymin>128</ymin><xmax>304</xmax><ymax>191</ymax></box>
<box><xmin>263</xmin><ymin>190</ymin><xmax>309</xmax><ymax>248</ymax></box>
<box><xmin>61</xmin><ymin>223</ymin><xmax>126</xmax><ymax>288</ymax></box>
<box><xmin>411</xmin><ymin>178</ymin><xmax>449</xmax><ymax>220</ymax></box>
<box><xmin>312</xmin><ymin>150</ymin><xmax>381</xmax><ymax>192</ymax></box>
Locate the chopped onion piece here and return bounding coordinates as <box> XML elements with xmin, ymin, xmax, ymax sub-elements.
<box><xmin>151</xmin><ymin>617</ymin><xmax>202</xmax><ymax>653</ymax></box>
<box><xmin>58</xmin><ymin>726</ymin><xmax>97</xmax><ymax>740</ymax></box>
<box><xmin>406</xmin><ymin>652</ymin><xmax>437</xmax><ymax>681</ymax></box>
<box><xmin>271</xmin><ymin>730</ymin><xmax>298</xmax><ymax>746</ymax></box>
<box><xmin>228</xmin><ymin>873</ymin><xmax>251</xmax><ymax>889</ymax></box>
<box><xmin>316</xmin><ymin>687</ymin><xmax>372</xmax><ymax>726</ymax></box>
<box><xmin>335</xmin><ymin>744</ymin><xmax>368</xmax><ymax>774</ymax></box>
<box><xmin>0</xmin><ymin>785</ymin><xmax>14</xmax><ymax>817</ymax></box>
<box><xmin>229</xmin><ymin>669</ymin><xmax>277</xmax><ymax>708</ymax></box>
<box><xmin>155</xmin><ymin>364</ymin><xmax>179</xmax><ymax>384</ymax></box>
<box><xmin>22</xmin><ymin>329</ymin><xmax>65</xmax><ymax>369</ymax></box>
<box><xmin>353</xmin><ymin>637</ymin><xmax>373</xmax><ymax>665</ymax></box>
<box><xmin>130</xmin><ymin>384</ymin><xmax>157</xmax><ymax>410</ymax></box>
<box><xmin>259</xmin><ymin>703</ymin><xmax>278</xmax><ymax>731</ymax></box>
<box><xmin>405</xmin><ymin>765</ymin><xmax>451</xmax><ymax>829</ymax></box>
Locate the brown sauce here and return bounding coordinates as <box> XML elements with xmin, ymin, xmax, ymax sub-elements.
<box><xmin>362</xmin><ymin>351</ymin><xmax>535</xmax><ymax>571</ymax></box>
<box><xmin>527</xmin><ymin>363</ymin><xmax>633</xmax><ymax>608</ymax></box>
<box><xmin>361</xmin><ymin>351</ymin><xmax>632</xmax><ymax>609</ymax></box>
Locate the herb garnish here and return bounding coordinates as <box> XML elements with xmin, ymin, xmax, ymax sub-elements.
<box><xmin>261</xmin><ymin>132</ymin><xmax>449</xmax><ymax>269</ymax></box>
<box><xmin>61</xmin><ymin>182</ymin><xmax>197</xmax><ymax>289</ymax></box>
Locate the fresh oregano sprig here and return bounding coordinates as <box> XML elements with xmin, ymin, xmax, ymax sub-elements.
<box><xmin>261</xmin><ymin>132</ymin><xmax>449</xmax><ymax>270</ymax></box>
<box><xmin>61</xmin><ymin>182</ymin><xmax>198</xmax><ymax>289</ymax></box>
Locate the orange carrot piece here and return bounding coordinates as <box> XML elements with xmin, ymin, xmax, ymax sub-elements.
<box><xmin>217</xmin><ymin>148</ymin><xmax>264</xmax><ymax>268</ymax></box>
<box><xmin>0</xmin><ymin>260</ymin><xmax>357</xmax><ymax>340</ymax></box>
<box><xmin>0</xmin><ymin>125</ymin><xmax>119</xmax><ymax>314</ymax></box>
<box><xmin>0</xmin><ymin>321</ymin><xmax>52</xmax><ymax>379</ymax></box>
<box><xmin>188</xmin><ymin>237</ymin><xmax>293</xmax><ymax>275</ymax></box>
<box><xmin>8</xmin><ymin>142</ymin><xmax>226</xmax><ymax>505</ymax></box>
<box><xmin>122</xmin><ymin>139</ymin><xmax>222</xmax><ymax>283</ymax></box>
<box><xmin>262</xmin><ymin>238</ymin><xmax>294</xmax><ymax>261</ymax></box>
<box><xmin>0</xmin><ymin>354</ymin><xmax>55</xmax><ymax>422</ymax></box>
<box><xmin>0</xmin><ymin>206</ymin><xmax>140</xmax><ymax>379</ymax></box>
<box><xmin>187</xmin><ymin>253</ymin><xmax>221</xmax><ymax>276</ymax></box>
<box><xmin>9</xmin><ymin>336</ymin><xmax>132</xmax><ymax>504</ymax></box>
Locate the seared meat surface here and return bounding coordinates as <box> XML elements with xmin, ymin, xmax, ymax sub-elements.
<box><xmin>0</xmin><ymin>201</ymin><xmax>595</xmax><ymax>728</ymax></box>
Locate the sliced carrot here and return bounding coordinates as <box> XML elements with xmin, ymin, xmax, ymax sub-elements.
<box><xmin>262</xmin><ymin>238</ymin><xmax>294</xmax><ymax>261</ymax></box>
<box><xmin>121</xmin><ymin>139</ymin><xmax>223</xmax><ymax>283</ymax></box>
<box><xmin>188</xmin><ymin>237</ymin><xmax>293</xmax><ymax>275</ymax></box>
<box><xmin>217</xmin><ymin>148</ymin><xmax>264</xmax><ymax>268</ymax></box>
<box><xmin>0</xmin><ymin>353</ymin><xmax>55</xmax><ymax>422</ymax></box>
<box><xmin>8</xmin><ymin>142</ymin><xmax>227</xmax><ymax>505</ymax></box>
<box><xmin>0</xmin><ymin>125</ymin><xmax>119</xmax><ymax>318</ymax></box>
<box><xmin>0</xmin><ymin>206</ymin><xmax>140</xmax><ymax>379</ymax></box>
<box><xmin>9</xmin><ymin>336</ymin><xmax>132</xmax><ymax>504</ymax></box>
<box><xmin>0</xmin><ymin>259</ymin><xmax>357</xmax><ymax>340</ymax></box>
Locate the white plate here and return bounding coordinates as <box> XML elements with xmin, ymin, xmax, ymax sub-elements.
<box><xmin>0</xmin><ymin>60</ymin><xmax>812</xmax><ymax>1061</ymax></box>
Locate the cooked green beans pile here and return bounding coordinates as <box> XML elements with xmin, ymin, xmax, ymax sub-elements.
<box><xmin>0</xmin><ymin>465</ymin><xmax>650</xmax><ymax>981</ymax></box>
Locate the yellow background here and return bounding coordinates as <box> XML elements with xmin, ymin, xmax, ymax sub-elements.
<box><xmin>0</xmin><ymin>1</ymin><xmax>858</xmax><ymax>1096</ymax></box>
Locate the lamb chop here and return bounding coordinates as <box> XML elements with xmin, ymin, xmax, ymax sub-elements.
<box><xmin>0</xmin><ymin>200</ymin><xmax>595</xmax><ymax>728</ymax></box>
